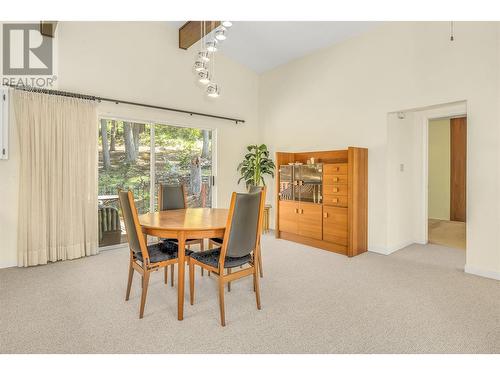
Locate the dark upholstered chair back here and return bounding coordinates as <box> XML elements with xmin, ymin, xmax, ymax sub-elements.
<box><xmin>248</xmin><ymin>185</ymin><xmax>264</xmax><ymax>194</ymax></box>
<box><xmin>118</xmin><ymin>190</ymin><xmax>143</xmax><ymax>256</ymax></box>
<box><xmin>159</xmin><ymin>184</ymin><xmax>186</xmax><ymax>211</ymax></box>
<box><xmin>224</xmin><ymin>192</ymin><xmax>262</xmax><ymax>258</ymax></box>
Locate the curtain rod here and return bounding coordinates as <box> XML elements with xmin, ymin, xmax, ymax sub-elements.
<box><xmin>4</xmin><ymin>84</ymin><xmax>245</xmax><ymax>124</ymax></box>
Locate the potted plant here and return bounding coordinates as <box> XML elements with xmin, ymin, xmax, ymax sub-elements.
<box><xmin>237</xmin><ymin>144</ymin><xmax>276</xmax><ymax>189</ymax></box>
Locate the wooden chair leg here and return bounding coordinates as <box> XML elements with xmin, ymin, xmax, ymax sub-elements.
<box><xmin>125</xmin><ymin>261</ymin><xmax>134</xmax><ymax>301</ymax></box>
<box><xmin>164</xmin><ymin>265</ymin><xmax>168</xmax><ymax>285</ymax></box>
<box><xmin>227</xmin><ymin>268</ymin><xmax>231</xmax><ymax>292</ymax></box>
<box><xmin>170</xmin><ymin>264</ymin><xmax>174</xmax><ymax>287</ymax></box>
<box><xmin>207</xmin><ymin>241</ymin><xmax>213</xmax><ymax>277</ymax></box>
<box><xmin>258</xmin><ymin>244</ymin><xmax>264</xmax><ymax>278</ymax></box>
<box><xmin>253</xmin><ymin>265</ymin><xmax>261</xmax><ymax>310</ymax></box>
<box><xmin>218</xmin><ymin>278</ymin><xmax>226</xmax><ymax>327</ymax></box>
<box><xmin>189</xmin><ymin>260</ymin><xmax>195</xmax><ymax>305</ymax></box>
<box><xmin>139</xmin><ymin>270</ymin><xmax>151</xmax><ymax>319</ymax></box>
<box><xmin>200</xmin><ymin>241</ymin><xmax>205</xmax><ymax>277</ymax></box>
<box><xmin>253</xmin><ymin>266</ymin><xmax>256</xmax><ymax>292</ymax></box>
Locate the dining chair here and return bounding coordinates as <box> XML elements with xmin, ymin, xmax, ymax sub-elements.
<box><xmin>158</xmin><ymin>183</ymin><xmax>205</xmax><ymax>282</ymax></box>
<box><xmin>208</xmin><ymin>185</ymin><xmax>265</xmax><ymax>277</ymax></box>
<box><xmin>118</xmin><ymin>189</ymin><xmax>192</xmax><ymax>319</ymax></box>
<box><xmin>189</xmin><ymin>188</ymin><xmax>266</xmax><ymax>326</ymax></box>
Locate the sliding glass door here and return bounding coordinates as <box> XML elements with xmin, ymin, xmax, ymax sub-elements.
<box><xmin>97</xmin><ymin>118</ymin><xmax>214</xmax><ymax>248</ymax></box>
<box><xmin>153</xmin><ymin>124</ymin><xmax>213</xmax><ymax>210</ymax></box>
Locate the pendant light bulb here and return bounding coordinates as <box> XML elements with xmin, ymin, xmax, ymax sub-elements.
<box><xmin>206</xmin><ymin>82</ymin><xmax>220</xmax><ymax>98</ymax></box>
<box><xmin>198</xmin><ymin>51</ymin><xmax>210</xmax><ymax>62</ymax></box>
<box><xmin>193</xmin><ymin>60</ymin><xmax>207</xmax><ymax>73</ymax></box>
<box><xmin>206</xmin><ymin>40</ymin><xmax>218</xmax><ymax>52</ymax></box>
<box><xmin>198</xmin><ymin>70</ymin><xmax>211</xmax><ymax>85</ymax></box>
<box><xmin>222</xmin><ymin>21</ymin><xmax>232</xmax><ymax>28</ymax></box>
<box><xmin>215</xmin><ymin>27</ymin><xmax>227</xmax><ymax>41</ymax></box>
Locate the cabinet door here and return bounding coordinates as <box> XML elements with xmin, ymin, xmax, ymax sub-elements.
<box><xmin>279</xmin><ymin>200</ymin><xmax>299</xmax><ymax>234</ymax></box>
<box><xmin>298</xmin><ymin>203</ymin><xmax>322</xmax><ymax>240</ymax></box>
<box><xmin>323</xmin><ymin>206</ymin><xmax>348</xmax><ymax>245</ymax></box>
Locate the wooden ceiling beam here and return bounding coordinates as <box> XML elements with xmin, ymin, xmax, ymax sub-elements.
<box><xmin>179</xmin><ymin>21</ymin><xmax>221</xmax><ymax>50</ymax></box>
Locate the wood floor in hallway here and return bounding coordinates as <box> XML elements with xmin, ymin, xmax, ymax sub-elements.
<box><xmin>428</xmin><ymin>219</ymin><xmax>466</xmax><ymax>250</ymax></box>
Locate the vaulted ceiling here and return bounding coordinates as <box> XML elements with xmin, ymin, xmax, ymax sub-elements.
<box><xmin>170</xmin><ymin>21</ymin><xmax>380</xmax><ymax>73</ymax></box>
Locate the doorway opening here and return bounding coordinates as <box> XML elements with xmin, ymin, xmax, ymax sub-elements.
<box><xmin>427</xmin><ymin>116</ymin><xmax>466</xmax><ymax>250</ymax></box>
<box><xmin>385</xmin><ymin>101</ymin><xmax>467</xmax><ymax>256</ymax></box>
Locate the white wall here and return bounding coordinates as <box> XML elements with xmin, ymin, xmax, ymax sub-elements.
<box><xmin>428</xmin><ymin>118</ymin><xmax>451</xmax><ymax>220</ymax></box>
<box><xmin>0</xmin><ymin>90</ymin><xmax>19</xmax><ymax>268</ymax></box>
<box><xmin>260</xmin><ymin>22</ymin><xmax>500</xmax><ymax>278</ymax></box>
<box><xmin>0</xmin><ymin>21</ymin><xmax>260</xmax><ymax>268</ymax></box>
<box><xmin>386</xmin><ymin>112</ymin><xmax>420</xmax><ymax>253</ymax></box>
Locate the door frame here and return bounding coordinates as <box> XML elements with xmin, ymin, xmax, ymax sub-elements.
<box><xmin>419</xmin><ymin>103</ymin><xmax>467</xmax><ymax>245</ymax></box>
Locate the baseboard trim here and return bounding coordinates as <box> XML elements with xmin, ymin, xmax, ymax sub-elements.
<box><xmin>369</xmin><ymin>240</ymin><xmax>417</xmax><ymax>256</ymax></box>
<box><xmin>0</xmin><ymin>261</ymin><xmax>17</xmax><ymax>269</ymax></box>
<box><xmin>464</xmin><ymin>265</ymin><xmax>500</xmax><ymax>281</ymax></box>
<box><xmin>368</xmin><ymin>246</ymin><xmax>391</xmax><ymax>255</ymax></box>
<box><xmin>99</xmin><ymin>243</ymin><xmax>128</xmax><ymax>252</ymax></box>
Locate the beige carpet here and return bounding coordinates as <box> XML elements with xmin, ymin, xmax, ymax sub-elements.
<box><xmin>429</xmin><ymin>219</ymin><xmax>466</xmax><ymax>250</ymax></box>
<box><xmin>1</xmin><ymin>234</ymin><xmax>499</xmax><ymax>354</ymax></box>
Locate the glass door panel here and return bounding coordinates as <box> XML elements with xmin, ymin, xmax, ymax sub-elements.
<box><xmin>298</xmin><ymin>164</ymin><xmax>323</xmax><ymax>203</ymax></box>
<box><xmin>278</xmin><ymin>165</ymin><xmax>294</xmax><ymax>201</ymax></box>
<box><xmin>98</xmin><ymin>119</ymin><xmax>151</xmax><ymax>247</ymax></box>
<box><xmin>153</xmin><ymin>125</ymin><xmax>213</xmax><ymax>210</ymax></box>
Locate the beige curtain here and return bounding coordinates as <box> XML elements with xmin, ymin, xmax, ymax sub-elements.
<box><xmin>14</xmin><ymin>90</ymin><xmax>98</xmax><ymax>267</ymax></box>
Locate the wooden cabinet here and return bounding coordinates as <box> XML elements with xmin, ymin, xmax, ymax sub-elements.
<box><xmin>278</xmin><ymin>200</ymin><xmax>298</xmax><ymax>234</ymax></box>
<box><xmin>323</xmin><ymin>206</ymin><xmax>347</xmax><ymax>246</ymax></box>
<box><xmin>275</xmin><ymin>147</ymin><xmax>368</xmax><ymax>257</ymax></box>
<box><xmin>298</xmin><ymin>202</ymin><xmax>322</xmax><ymax>240</ymax></box>
<box><xmin>323</xmin><ymin>162</ymin><xmax>348</xmax><ymax>207</ymax></box>
<box><xmin>278</xmin><ymin>201</ymin><xmax>322</xmax><ymax>240</ymax></box>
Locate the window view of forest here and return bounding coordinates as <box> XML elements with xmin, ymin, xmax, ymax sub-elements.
<box><xmin>98</xmin><ymin>119</ymin><xmax>213</xmax><ymax>215</ymax></box>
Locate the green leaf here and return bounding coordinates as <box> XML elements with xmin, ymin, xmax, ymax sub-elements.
<box><xmin>237</xmin><ymin>143</ymin><xmax>275</xmax><ymax>186</ymax></box>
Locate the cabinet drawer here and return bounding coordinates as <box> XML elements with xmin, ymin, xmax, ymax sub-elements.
<box><xmin>278</xmin><ymin>201</ymin><xmax>298</xmax><ymax>234</ymax></box>
<box><xmin>298</xmin><ymin>203</ymin><xmax>322</xmax><ymax>240</ymax></box>
<box><xmin>323</xmin><ymin>194</ymin><xmax>348</xmax><ymax>207</ymax></box>
<box><xmin>324</xmin><ymin>163</ymin><xmax>347</xmax><ymax>175</ymax></box>
<box><xmin>324</xmin><ymin>184</ymin><xmax>348</xmax><ymax>196</ymax></box>
<box><xmin>323</xmin><ymin>206</ymin><xmax>348</xmax><ymax>245</ymax></box>
<box><xmin>324</xmin><ymin>174</ymin><xmax>348</xmax><ymax>185</ymax></box>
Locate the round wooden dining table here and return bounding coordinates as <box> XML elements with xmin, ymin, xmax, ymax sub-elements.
<box><xmin>139</xmin><ymin>208</ymin><xmax>229</xmax><ymax>321</ymax></box>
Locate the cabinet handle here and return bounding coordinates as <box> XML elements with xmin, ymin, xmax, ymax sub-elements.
<box><xmin>333</xmin><ymin>198</ymin><xmax>339</xmax><ymax>203</ymax></box>
<box><xmin>333</xmin><ymin>187</ymin><xmax>339</xmax><ymax>193</ymax></box>
<box><xmin>323</xmin><ymin>212</ymin><xmax>328</xmax><ymax>218</ymax></box>
<box><xmin>295</xmin><ymin>208</ymin><xmax>299</xmax><ymax>214</ymax></box>
<box><xmin>300</xmin><ymin>209</ymin><xmax>304</xmax><ymax>214</ymax></box>
<box><xmin>333</xmin><ymin>177</ymin><xmax>339</xmax><ymax>182</ymax></box>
